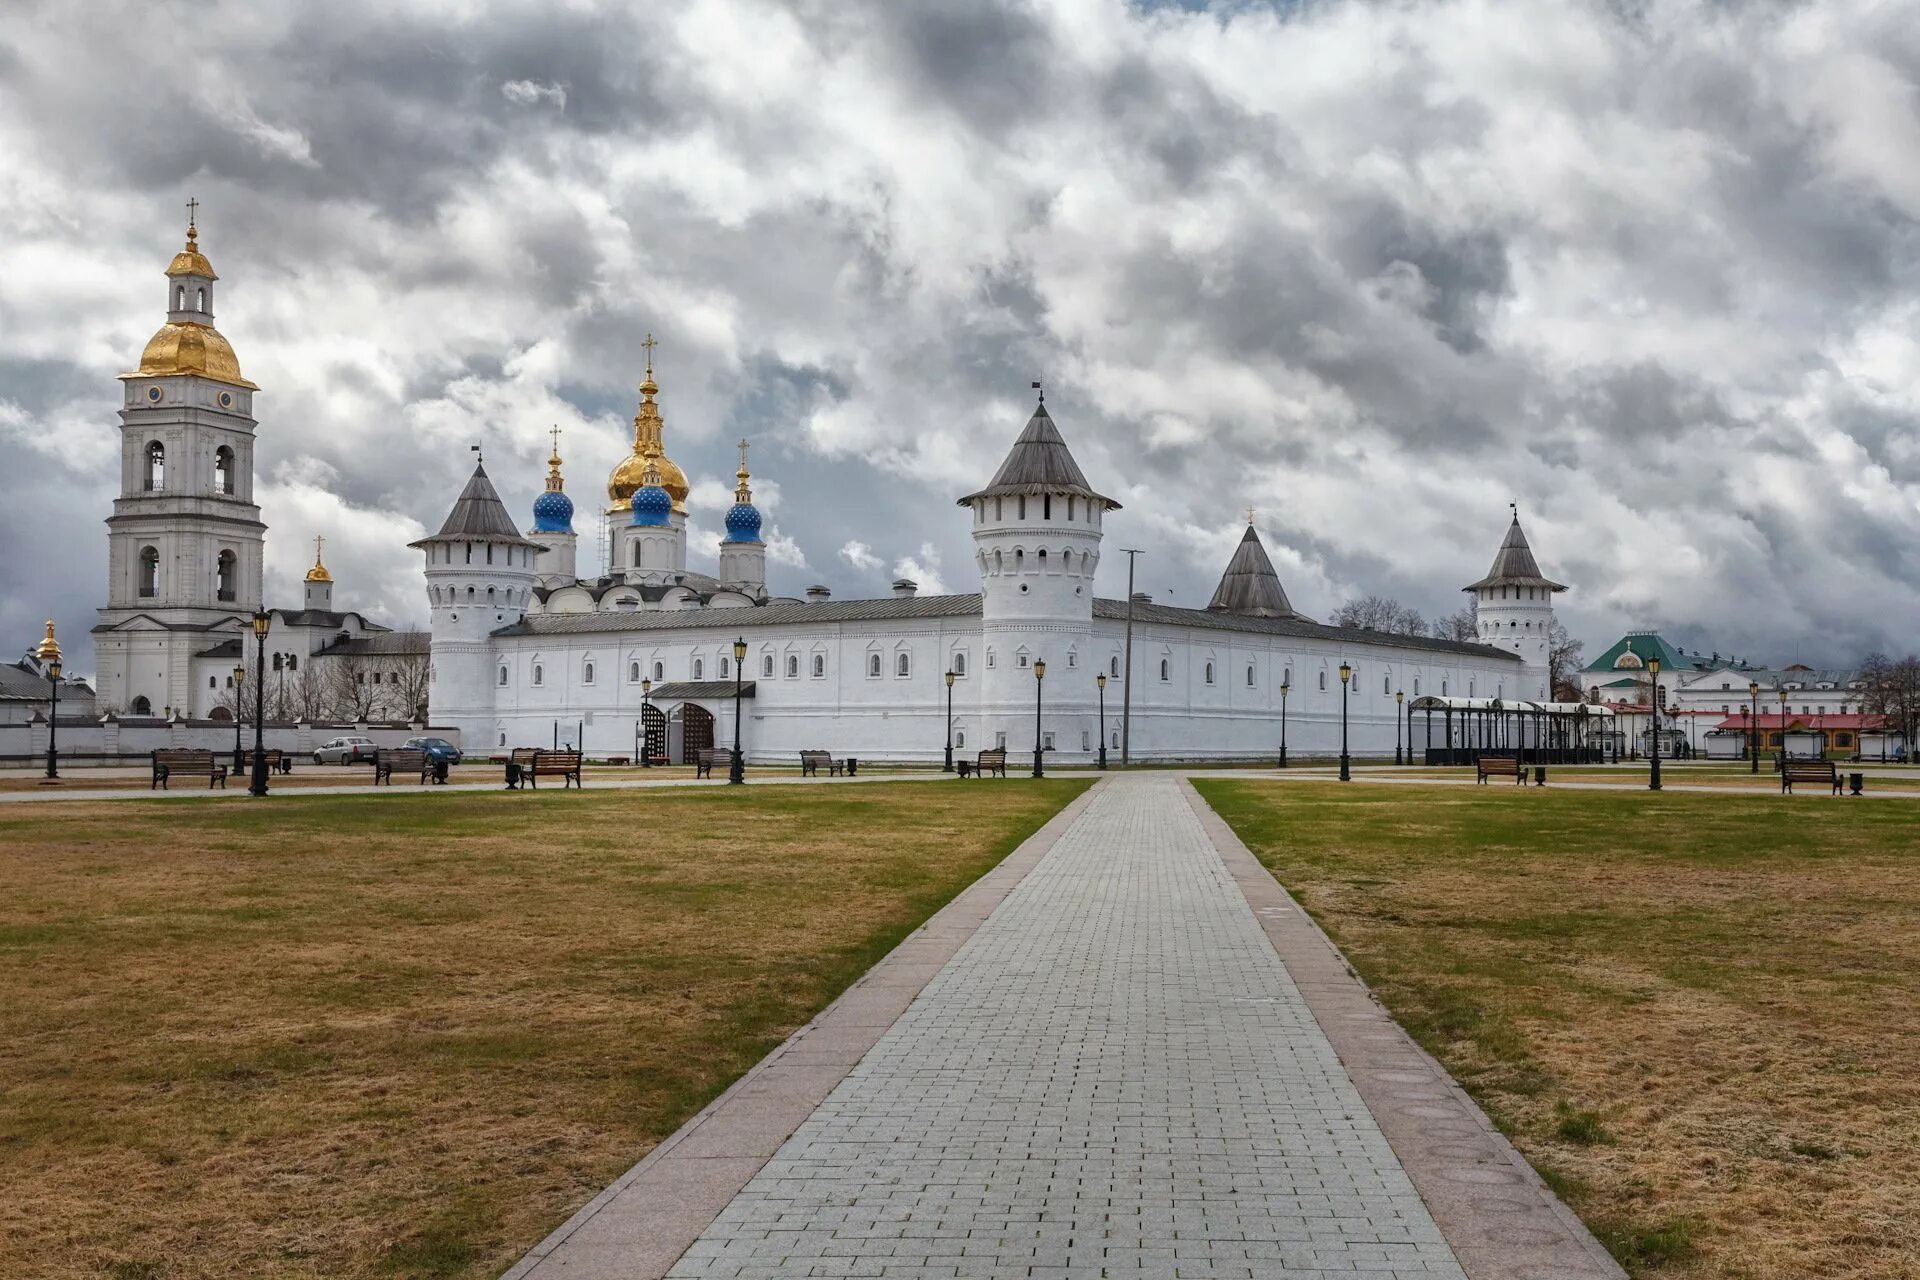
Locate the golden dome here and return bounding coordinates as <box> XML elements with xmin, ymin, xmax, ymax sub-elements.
<box><xmin>123</xmin><ymin>320</ymin><xmax>258</xmax><ymax>389</ymax></box>
<box><xmin>167</xmin><ymin>219</ymin><xmax>218</xmax><ymax>279</ymax></box>
<box><xmin>304</xmin><ymin>535</ymin><xmax>332</xmax><ymax>583</ymax></box>
<box><xmin>605</xmin><ymin>338</ymin><xmax>688</xmax><ymax>514</ymax></box>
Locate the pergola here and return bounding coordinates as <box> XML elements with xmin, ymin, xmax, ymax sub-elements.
<box><xmin>1408</xmin><ymin>696</ymin><xmax>1612</xmax><ymax>766</ymax></box>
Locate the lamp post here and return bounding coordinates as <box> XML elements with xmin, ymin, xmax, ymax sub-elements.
<box><xmin>1778</xmin><ymin>686</ymin><xmax>1789</xmax><ymax>767</ymax></box>
<box><xmin>640</xmin><ymin>677</ymin><xmax>652</xmax><ymax>767</ymax></box>
<box><xmin>249</xmin><ymin>611</ymin><xmax>271</xmax><ymax>796</ymax></box>
<box><xmin>943</xmin><ymin>670</ymin><xmax>955</xmax><ymax>772</ymax></box>
<box><xmin>1394</xmin><ymin>689</ymin><xmax>1405</xmax><ymax>765</ymax></box>
<box><xmin>1338</xmin><ymin>661</ymin><xmax>1352</xmax><ymax>781</ymax></box>
<box><xmin>36</xmin><ymin>620</ymin><xmax>61</xmax><ymax>781</ymax></box>
<box><xmin>232</xmin><ymin>664</ymin><xmax>246</xmax><ymax>773</ymax></box>
<box><xmin>1096</xmin><ymin>673</ymin><xmax>1108</xmax><ymax>770</ymax></box>
<box><xmin>1278</xmin><ymin>676</ymin><xmax>1290</xmax><ymax>768</ymax></box>
<box><xmin>729</xmin><ymin>637</ymin><xmax>747</xmax><ymax>784</ymax></box>
<box><xmin>1031</xmin><ymin>658</ymin><xmax>1046</xmax><ymax>778</ymax></box>
<box><xmin>1647</xmin><ymin>655</ymin><xmax>1662</xmax><ymax>791</ymax></box>
<box><xmin>1747</xmin><ymin>680</ymin><xmax>1760</xmax><ymax>773</ymax></box>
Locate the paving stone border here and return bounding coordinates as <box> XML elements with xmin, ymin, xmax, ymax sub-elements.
<box><xmin>500</xmin><ymin>780</ymin><xmax>1103</xmax><ymax>1279</ymax></box>
<box><xmin>1179</xmin><ymin>777</ymin><xmax>1627</xmax><ymax>1280</ymax></box>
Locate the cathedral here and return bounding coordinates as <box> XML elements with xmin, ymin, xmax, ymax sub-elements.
<box><xmin>87</xmin><ymin>211</ymin><xmax>1562</xmax><ymax>764</ymax></box>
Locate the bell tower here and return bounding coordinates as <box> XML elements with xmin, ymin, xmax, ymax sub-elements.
<box><xmin>95</xmin><ymin>203</ymin><xmax>267</xmax><ymax>717</ymax></box>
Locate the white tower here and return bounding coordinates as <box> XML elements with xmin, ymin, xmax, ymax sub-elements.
<box><xmin>302</xmin><ymin>536</ymin><xmax>334</xmax><ymax>611</ymax></box>
<box><xmin>412</xmin><ymin>457</ymin><xmax>542</xmax><ymax>743</ymax></box>
<box><xmin>960</xmin><ymin>394</ymin><xmax>1119</xmax><ymax>762</ymax></box>
<box><xmin>95</xmin><ymin>205</ymin><xmax>266</xmax><ymax>717</ymax></box>
<box><xmin>527</xmin><ymin>426</ymin><xmax>579</xmax><ymax>588</ymax></box>
<box><xmin>1464</xmin><ymin>508</ymin><xmax>1565</xmax><ymax>701</ymax></box>
<box><xmin>716</xmin><ymin>439</ymin><xmax>767</xmax><ymax>598</ymax></box>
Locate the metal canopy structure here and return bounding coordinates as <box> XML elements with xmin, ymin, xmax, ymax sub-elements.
<box><xmin>1407</xmin><ymin>695</ymin><xmax>1614</xmax><ymax>765</ymax></box>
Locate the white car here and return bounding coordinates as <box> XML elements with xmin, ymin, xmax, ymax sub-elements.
<box><xmin>313</xmin><ymin>735</ymin><xmax>377</xmax><ymax>765</ymax></box>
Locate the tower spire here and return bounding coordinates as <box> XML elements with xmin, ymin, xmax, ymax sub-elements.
<box><xmin>735</xmin><ymin>437</ymin><xmax>753</xmax><ymax>503</ymax></box>
<box><xmin>546</xmin><ymin>424</ymin><xmax>565</xmax><ymax>493</ymax></box>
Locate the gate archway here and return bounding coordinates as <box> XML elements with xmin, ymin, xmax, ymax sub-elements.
<box><xmin>641</xmin><ymin>702</ymin><xmax>667</xmax><ymax>764</ymax></box>
<box><xmin>679</xmin><ymin>703</ymin><xmax>715</xmax><ymax>763</ymax></box>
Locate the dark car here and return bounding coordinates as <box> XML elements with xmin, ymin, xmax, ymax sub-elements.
<box><xmin>404</xmin><ymin>736</ymin><xmax>463</xmax><ymax>766</ymax></box>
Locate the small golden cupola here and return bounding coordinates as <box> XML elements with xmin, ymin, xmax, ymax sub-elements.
<box><xmin>304</xmin><ymin>533</ymin><xmax>333</xmax><ymax>582</ymax></box>
<box><xmin>606</xmin><ymin>333</ymin><xmax>689</xmax><ymax>515</ymax></box>
<box><xmin>302</xmin><ymin>534</ymin><xmax>335</xmax><ymax>611</ymax></box>
<box><xmin>122</xmin><ymin>201</ymin><xmax>258</xmax><ymax>389</ymax></box>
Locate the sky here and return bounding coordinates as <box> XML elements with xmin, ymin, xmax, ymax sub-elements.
<box><xmin>3</xmin><ymin>0</ymin><xmax>1918</xmax><ymax>677</ymax></box>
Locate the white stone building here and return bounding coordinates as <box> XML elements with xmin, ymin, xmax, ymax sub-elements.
<box><xmin>421</xmin><ymin>377</ymin><xmax>1548</xmax><ymax>764</ymax></box>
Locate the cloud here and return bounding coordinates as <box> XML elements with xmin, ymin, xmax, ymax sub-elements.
<box><xmin>5</xmin><ymin>0</ymin><xmax>1920</xmax><ymax>679</ymax></box>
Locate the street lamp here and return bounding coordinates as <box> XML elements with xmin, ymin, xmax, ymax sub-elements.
<box><xmin>1778</xmin><ymin>686</ymin><xmax>1790</xmax><ymax>767</ymax></box>
<box><xmin>1096</xmin><ymin>673</ymin><xmax>1108</xmax><ymax>771</ymax></box>
<box><xmin>943</xmin><ymin>670</ymin><xmax>955</xmax><ymax>772</ymax></box>
<box><xmin>36</xmin><ymin>620</ymin><xmax>61</xmax><ymax>781</ymax></box>
<box><xmin>1647</xmin><ymin>655</ymin><xmax>1662</xmax><ymax>791</ymax></box>
<box><xmin>729</xmin><ymin>637</ymin><xmax>748</xmax><ymax>784</ymax></box>
<box><xmin>1338</xmin><ymin>661</ymin><xmax>1352</xmax><ymax>782</ymax></box>
<box><xmin>640</xmin><ymin>677</ymin><xmax>652</xmax><ymax>768</ymax></box>
<box><xmin>1394</xmin><ymin>689</ymin><xmax>1405</xmax><ymax>765</ymax></box>
<box><xmin>1031</xmin><ymin>658</ymin><xmax>1046</xmax><ymax>778</ymax></box>
<box><xmin>1278</xmin><ymin>676</ymin><xmax>1290</xmax><ymax>768</ymax></box>
<box><xmin>249</xmin><ymin>611</ymin><xmax>271</xmax><ymax>797</ymax></box>
<box><xmin>232</xmin><ymin>664</ymin><xmax>246</xmax><ymax>773</ymax></box>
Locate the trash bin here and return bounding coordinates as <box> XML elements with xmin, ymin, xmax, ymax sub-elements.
<box><xmin>434</xmin><ymin>758</ymin><xmax>450</xmax><ymax>785</ymax></box>
<box><xmin>504</xmin><ymin>761</ymin><xmax>521</xmax><ymax>790</ymax></box>
<box><xmin>1849</xmin><ymin>772</ymin><xmax>1865</xmax><ymax>796</ymax></box>
<box><xmin>846</xmin><ymin>757</ymin><xmax>858</xmax><ymax>776</ymax></box>
<box><xmin>1533</xmin><ymin>765</ymin><xmax>1547</xmax><ymax>787</ymax></box>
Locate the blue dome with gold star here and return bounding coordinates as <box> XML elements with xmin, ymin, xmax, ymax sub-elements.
<box><xmin>533</xmin><ymin>488</ymin><xmax>574</xmax><ymax>533</ymax></box>
<box><xmin>630</xmin><ymin>481</ymin><xmax>671</xmax><ymax>527</ymax></box>
<box><xmin>724</xmin><ymin>501</ymin><xmax>762</xmax><ymax>543</ymax></box>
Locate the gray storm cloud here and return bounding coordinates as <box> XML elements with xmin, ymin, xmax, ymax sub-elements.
<box><xmin>2</xmin><ymin>0</ymin><xmax>1917</xmax><ymax>674</ymax></box>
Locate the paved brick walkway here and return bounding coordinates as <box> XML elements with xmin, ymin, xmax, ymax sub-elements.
<box><xmin>666</xmin><ymin>773</ymin><xmax>1464</xmax><ymax>1279</ymax></box>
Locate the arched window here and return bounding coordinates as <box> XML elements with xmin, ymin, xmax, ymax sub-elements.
<box><xmin>131</xmin><ymin>696</ymin><xmax>152</xmax><ymax>715</ymax></box>
<box><xmin>466</xmin><ymin>586</ymin><xmax>475</xmax><ymax>601</ymax></box>
<box><xmin>630</xmin><ymin>661</ymin><xmax>640</xmax><ymax>682</ymax></box>
<box><xmin>138</xmin><ymin>545</ymin><xmax>159</xmax><ymax>597</ymax></box>
<box><xmin>498</xmin><ymin>666</ymin><xmax>509</xmax><ymax>686</ymax></box>
<box><xmin>692</xmin><ymin>658</ymin><xmax>704</xmax><ymax>680</ymax></box>
<box><xmin>955</xmin><ymin>730</ymin><xmax>966</xmax><ymax>749</ymax></box>
<box><xmin>1247</xmin><ymin>665</ymin><xmax>1256</xmax><ymax>687</ymax></box>
<box><xmin>1014</xmin><ymin>549</ymin><xmax>1024</xmax><ymax>570</ymax></box>
<box><xmin>144</xmin><ymin>442</ymin><xmax>165</xmax><ymax>490</ymax></box>
<box><xmin>719</xmin><ymin>657</ymin><xmax>729</xmax><ymax>678</ymax></box>
<box><xmin>1159</xmin><ymin>659</ymin><xmax>1170</xmax><ymax>682</ymax></box>
<box><xmin>812</xmin><ymin>654</ymin><xmax>825</xmax><ymax>677</ymax></box>
<box><xmin>214</xmin><ymin>446</ymin><xmax>234</xmax><ymax>495</ymax></box>
<box><xmin>992</xmin><ymin>550</ymin><xmax>1002</xmax><ymax>572</ymax></box>
<box><xmin>288</xmin><ymin>655</ymin><xmax>297</xmax><ymax>671</ymax></box>
<box><xmin>787</xmin><ymin>655</ymin><xmax>799</xmax><ymax>678</ymax></box>
<box><xmin>1111</xmin><ymin>655</ymin><xmax>1120</xmax><ymax>678</ymax></box>
<box><xmin>1384</xmin><ymin>675</ymin><xmax>1391</xmax><ymax>695</ymax></box>
<box><xmin>1204</xmin><ymin>662</ymin><xmax>1214</xmax><ymax>685</ymax></box>
<box><xmin>1319</xmin><ymin>670</ymin><xmax>1327</xmax><ymax>691</ymax></box>
<box><xmin>272</xmin><ymin>652</ymin><xmax>283</xmax><ymax>672</ymax></box>
<box><xmin>953</xmin><ymin>652</ymin><xmax>966</xmax><ymax>676</ymax></box>
<box><xmin>1018</xmin><ymin>496</ymin><xmax>1026</xmax><ymax>519</ymax></box>
<box><xmin>762</xmin><ymin>654</ymin><xmax>774</xmax><ymax>678</ymax></box>
<box><xmin>869</xmin><ymin>653</ymin><xmax>882</xmax><ymax>678</ymax></box>
<box><xmin>1061</xmin><ymin>549</ymin><xmax>1071</xmax><ymax>572</ymax></box>
<box><xmin>215</xmin><ymin>550</ymin><xmax>237</xmax><ymax>601</ymax></box>
<box><xmin>195</xmin><ymin>287</ymin><xmax>205</xmax><ymax>310</ymax></box>
<box><xmin>652</xmin><ymin>661</ymin><xmax>664</xmax><ymax>681</ymax></box>
<box><xmin>897</xmin><ymin>652</ymin><xmax>910</xmax><ymax>677</ymax></box>
<box><xmin>1043</xmin><ymin>494</ymin><xmax>1052</xmax><ymax>519</ymax></box>
<box><xmin>532</xmin><ymin>664</ymin><xmax>544</xmax><ymax>686</ymax></box>
<box><xmin>1037</xmin><ymin>548</ymin><xmax>1047</xmax><ymax>566</ymax></box>
<box><xmin>175</xmin><ymin>286</ymin><xmax>185</xmax><ymax>310</ymax></box>
<box><xmin>583</xmin><ymin>661</ymin><xmax>595</xmax><ymax>684</ymax></box>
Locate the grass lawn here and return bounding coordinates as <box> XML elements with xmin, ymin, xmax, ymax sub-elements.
<box><xmin>1194</xmin><ymin>779</ymin><xmax>1920</xmax><ymax>1279</ymax></box>
<box><xmin>0</xmin><ymin>778</ymin><xmax>1089</xmax><ymax>1280</ymax></box>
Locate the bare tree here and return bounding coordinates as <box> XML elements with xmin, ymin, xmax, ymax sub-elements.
<box><xmin>1432</xmin><ymin>601</ymin><xmax>1479</xmax><ymax>643</ymax></box>
<box><xmin>282</xmin><ymin>662</ymin><xmax>329</xmax><ymax>721</ymax></box>
<box><xmin>323</xmin><ymin>652</ymin><xmax>381</xmax><ymax>722</ymax></box>
<box><xmin>1860</xmin><ymin>652</ymin><xmax>1920</xmax><ymax>749</ymax></box>
<box><xmin>381</xmin><ymin>636</ymin><xmax>432</xmax><ymax>721</ymax></box>
<box><xmin>1331</xmin><ymin>595</ymin><xmax>1428</xmax><ymax>636</ymax></box>
<box><xmin>1549</xmin><ymin>620</ymin><xmax>1585</xmax><ymax>701</ymax></box>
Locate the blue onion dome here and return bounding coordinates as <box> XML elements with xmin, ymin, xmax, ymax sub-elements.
<box><xmin>630</xmin><ymin>478</ymin><xmax>672</xmax><ymax>527</ymax></box>
<box><xmin>532</xmin><ymin>488</ymin><xmax>574</xmax><ymax>533</ymax></box>
<box><xmin>724</xmin><ymin>501</ymin><xmax>762</xmax><ymax>543</ymax></box>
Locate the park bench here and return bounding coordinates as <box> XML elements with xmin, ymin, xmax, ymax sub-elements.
<box><xmin>799</xmin><ymin>750</ymin><xmax>844</xmax><ymax>777</ymax></box>
<box><xmin>520</xmin><ymin>749</ymin><xmax>582</xmax><ymax>790</ymax></box>
<box><xmin>1780</xmin><ymin>759</ymin><xmax>1842</xmax><ymax>795</ymax></box>
<box><xmin>373</xmin><ymin>747</ymin><xmax>429</xmax><ymax>785</ymax></box>
<box><xmin>974</xmin><ymin>748</ymin><xmax>1008</xmax><ymax>778</ymax></box>
<box><xmin>695</xmin><ymin>746</ymin><xmax>730</xmax><ymax>779</ymax></box>
<box><xmin>151</xmin><ymin>748</ymin><xmax>227</xmax><ymax>790</ymax></box>
<box><xmin>1475</xmin><ymin>756</ymin><xmax>1525</xmax><ymax>785</ymax></box>
<box><xmin>238</xmin><ymin>748</ymin><xmax>292</xmax><ymax>775</ymax></box>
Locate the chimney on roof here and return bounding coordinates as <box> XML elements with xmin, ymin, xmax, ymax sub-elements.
<box><xmin>1131</xmin><ymin>591</ymin><xmax>1153</xmax><ymax>605</ymax></box>
<box><xmin>892</xmin><ymin>578</ymin><xmax>918</xmax><ymax>599</ymax></box>
<box><xmin>805</xmin><ymin>584</ymin><xmax>831</xmax><ymax>602</ymax></box>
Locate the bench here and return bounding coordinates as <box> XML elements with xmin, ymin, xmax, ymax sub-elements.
<box><xmin>974</xmin><ymin>749</ymin><xmax>1008</xmax><ymax>778</ymax></box>
<box><xmin>695</xmin><ymin>746</ymin><xmax>730</xmax><ymax>779</ymax></box>
<box><xmin>1475</xmin><ymin>756</ymin><xmax>1524</xmax><ymax>785</ymax></box>
<box><xmin>152</xmin><ymin>749</ymin><xmax>228</xmax><ymax>790</ymax></box>
<box><xmin>520</xmin><ymin>749</ymin><xmax>582</xmax><ymax>790</ymax></box>
<box><xmin>799</xmin><ymin>750</ymin><xmax>844</xmax><ymax>777</ymax></box>
<box><xmin>1781</xmin><ymin>759</ymin><xmax>1842</xmax><ymax>795</ymax></box>
<box><xmin>374</xmin><ymin>748</ymin><xmax>429</xmax><ymax>785</ymax></box>
<box><xmin>238</xmin><ymin>748</ymin><xmax>292</xmax><ymax>775</ymax></box>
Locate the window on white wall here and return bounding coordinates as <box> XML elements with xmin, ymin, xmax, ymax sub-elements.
<box><xmin>1160</xmin><ymin>659</ymin><xmax>1170</xmax><ymax>682</ymax></box>
<box><xmin>896</xmin><ymin>652</ymin><xmax>910</xmax><ymax>677</ymax></box>
<box><xmin>1319</xmin><ymin>670</ymin><xmax>1327</xmax><ymax>691</ymax></box>
<box><xmin>720</xmin><ymin>657</ymin><xmax>729</xmax><ymax>678</ymax></box>
<box><xmin>952</xmin><ymin>652</ymin><xmax>967</xmax><ymax>676</ymax></box>
<box><xmin>533</xmin><ymin>664</ymin><xmax>544</xmax><ymax>686</ymax></box>
<box><xmin>1384</xmin><ymin>675</ymin><xmax>1390</xmax><ymax>695</ymax></box>
<box><xmin>498</xmin><ymin>666</ymin><xmax>508</xmax><ymax>686</ymax></box>
<box><xmin>868</xmin><ymin>653</ymin><xmax>882</xmax><ymax>678</ymax></box>
<box><xmin>653</xmin><ymin>661</ymin><xmax>664</xmax><ymax>681</ymax></box>
<box><xmin>812</xmin><ymin>654</ymin><xmax>825</xmax><ymax>677</ymax></box>
<box><xmin>762</xmin><ymin>654</ymin><xmax>775</xmax><ymax>678</ymax></box>
<box><xmin>629</xmin><ymin>661</ymin><xmax>640</xmax><ymax>682</ymax></box>
<box><xmin>1247</xmin><ymin>665</ymin><xmax>1255</xmax><ymax>687</ymax></box>
<box><xmin>692</xmin><ymin>658</ymin><xmax>703</xmax><ymax>680</ymax></box>
<box><xmin>1204</xmin><ymin>662</ymin><xmax>1215</xmax><ymax>685</ymax></box>
<box><xmin>1111</xmin><ymin>655</ymin><xmax>1120</xmax><ymax>678</ymax></box>
<box><xmin>787</xmin><ymin>655</ymin><xmax>800</xmax><ymax>678</ymax></box>
<box><xmin>583</xmin><ymin>662</ymin><xmax>595</xmax><ymax>685</ymax></box>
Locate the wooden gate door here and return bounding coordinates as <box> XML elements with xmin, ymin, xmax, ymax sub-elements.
<box><xmin>681</xmin><ymin>704</ymin><xmax>716</xmax><ymax>762</ymax></box>
<box><xmin>641</xmin><ymin>703</ymin><xmax>667</xmax><ymax>764</ymax></box>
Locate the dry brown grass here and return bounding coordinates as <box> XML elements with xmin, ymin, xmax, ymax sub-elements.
<box><xmin>0</xmin><ymin>779</ymin><xmax>1087</xmax><ymax>1279</ymax></box>
<box><xmin>1196</xmin><ymin>780</ymin><xmax>1920</xmax><ymax>1279</ymax></box>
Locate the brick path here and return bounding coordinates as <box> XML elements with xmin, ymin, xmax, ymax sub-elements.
<box><xmin>666</xmin><ymin>773</ymin><xmax>1464</xmax><ymax>1278</ymax></box>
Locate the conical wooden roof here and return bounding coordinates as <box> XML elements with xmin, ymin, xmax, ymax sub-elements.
<box><xmin>958</xmin><ymin>402</ymin><xmax>1120</xmax><ymax>509</ymax></box>
<box><xmin>1206</xmin><ymin>525</ymin><xmax>1301</xmax><ymax>619</ymax></box>
<box><xmin>411</xmin><ymin>461</ymin><xmax>541</xmax><ymax>547</ymax></box>
<box><xmin>1464</xmin><ymin>515</ymin><xmax>1566</xmax><ymax>592</ymax></box>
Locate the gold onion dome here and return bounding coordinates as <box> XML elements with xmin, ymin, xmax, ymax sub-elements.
<box><xmin>606</xmin><ymin>336</ymin><xmax>688</xmax><ymax>515</ymax></box>
<box><xmin>124</xmin><ymin>214</ymin><xmax>257</xmax><ymax>389</ymax></box>
<box><xmin>304</xmin><ymin>538</ymin><xmax>332</xmax><ymax>583</ymax></box>
<box><xmin>166</xmin><ymin>219</ymin><xmax>217</xmax><ymax>279</ymax></box>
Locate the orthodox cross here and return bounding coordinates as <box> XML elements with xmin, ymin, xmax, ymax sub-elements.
<box><xmin>738</xmin><ymin>437</ymin><xmax>750</xmax><ymax>469</ymax></box>
<box><xmin>549</xmin><ymin>423</ymin><xmax>563</xmax><ymax>456</ymax></box>
<box><xmin>186</xmin><ymin>196</ymin><xmax>199</xmax><ymax>230</ymax></box>
<box><xmin>641</xmin><ymin>332</ymin><xmax>658</xmax><ymax>375</ymax></box>
<box><xmin>1246</xmin><ymin>505</ymin><xmax>1256</xmax><ymax>527</ymax></box>
<box><xmin>313</xmin><ymin>533</ymin><xmax>324</xmax><ymax>563</ymax></box>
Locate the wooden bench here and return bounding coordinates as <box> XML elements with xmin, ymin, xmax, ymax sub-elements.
<box><xmin>974</xmin><ymin>748</ymin><xmax>1008</xmax><ymax>778</ymax></box>
<box><xmin>238</xmin><ymin>748</ymin><xmax>292</xmax><ymax>775</ymax></box>
<box><xmin>152</xmin><ymin>749</ymin><xmax>228</xmax><ymax>790</ymax></box>
<box><xmin>1475</xmin><ymin>756</ymin><xmax>1524</xmax><ymax>785</ymax></box>
<box><xmin>374</xmin><ymin>748</ymin><xmax>429</xmax><ymax>785</ymax></box>
<box><xmin>522</xmin><ymin>749</ymin><xmax>582</xmax><ymax>789</ymax></box>
<box><xmin>695</xmin><ymin>746</ymin><xmax>730</xmax><ymax>779</ymax></box>
<box><xmin>799</xmin><ymin>750</ymin><xmax>844</xmax><ymax>777</ymax></box>
<box><xmin>1781</xmin><ymin>759</ymin><xmax>1841</xmax><ymax>794</ymax></box>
